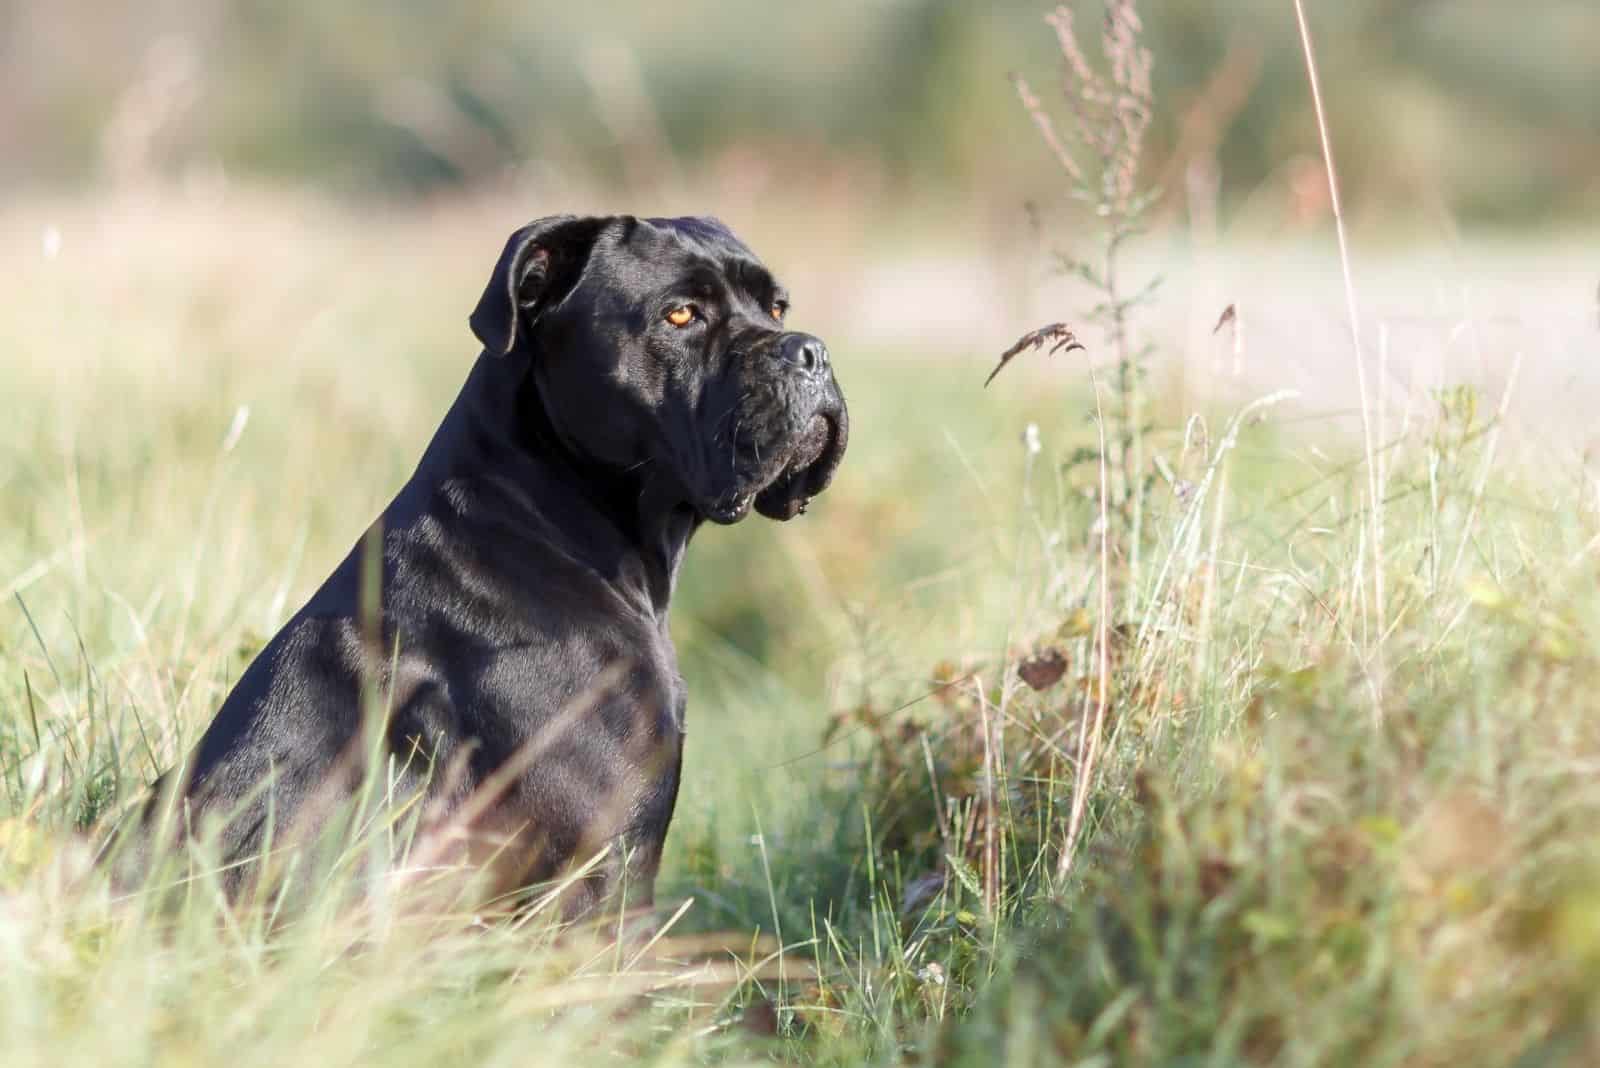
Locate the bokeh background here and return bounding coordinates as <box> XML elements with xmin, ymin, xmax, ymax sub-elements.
<box><xmin>7</xmin><ymin>0</ymin><xmax>1596</xmax><ymax>411</ymax></box>
<box><xmin>7</xmin><ymin>0</ymin><xmax>1600</xmax><ymax>223</ymax></box>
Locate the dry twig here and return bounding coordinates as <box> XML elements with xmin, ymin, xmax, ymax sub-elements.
<box><xmin>986</xmin><ymin>323</ymin><xmax>1087</xmax><ymax>387</ymax></box>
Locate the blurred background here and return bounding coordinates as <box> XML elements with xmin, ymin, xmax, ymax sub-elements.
<box><xmin>6</xmin><ymin>0</ymin><xmax>1599</xmax><ymax>224</ymax></box>
<box><xmin>6</xmin><ymin>0</ymin><xmax>1596</xmax><ymax>394</ymax></box>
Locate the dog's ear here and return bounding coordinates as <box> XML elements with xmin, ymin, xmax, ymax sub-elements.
<box><xmin>470</xmin><ymin>215</ymin><xmax>610</xmax><ymax>355</ymax></box>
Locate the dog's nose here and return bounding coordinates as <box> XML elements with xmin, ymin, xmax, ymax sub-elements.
<box><xmin>775</xmin><ymin>334</ymin><xmax>829</xmax><ymax>376</ymax></box>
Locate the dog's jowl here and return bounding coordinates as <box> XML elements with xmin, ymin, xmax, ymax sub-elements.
<box><xmin>111</xmin><ymin>215</ymin><xmax>848</xmax><ymax>916</ymax></box>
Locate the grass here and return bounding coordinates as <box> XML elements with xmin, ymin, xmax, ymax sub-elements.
<box><xmin>3</xmin><ymin>181</ymin><xmax>1600</xmax><ymax>1066</ymax></box>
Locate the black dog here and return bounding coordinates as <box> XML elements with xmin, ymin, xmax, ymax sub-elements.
<box><xmin>116</xmin><ymin>214</ymin><xmax>847</xmax><ymax>915</ymax></box>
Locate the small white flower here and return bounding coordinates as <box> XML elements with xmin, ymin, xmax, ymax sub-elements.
<box><xmin>1022</xmin><ymin>423</ymin><xmax>1041</xmax><ymax>455</ymax></box>
<box><xmin>917</xmin><ymin>962</ymin><xmax>946</xmax><ymax>986</ymax></box>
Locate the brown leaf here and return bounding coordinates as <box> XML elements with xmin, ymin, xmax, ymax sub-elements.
<box><xmin>1199</xmin><ymin>856</ymin><xmax>1237</xmax><ymax>901</ymax></box>
<box><xmin>1212</xmin><ymin>303</ymin><xmax>1237</xmax><ymax>335</ymax></box>
<box><xmin>1017</xmin><ymin>647</ymin><xmax>1068</xmax><ymax>691</ymax></box>
<box><xmin>741</xmin><ymin>998</ymin><xmax>780</xmax><ymax>1038</ymax></box>
<box><xmin>986</xmin><ymin>323</ymin><xmax>1086</xmax><ymax>387</ymax></box>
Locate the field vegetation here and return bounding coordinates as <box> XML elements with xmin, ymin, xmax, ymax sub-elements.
<box><xmin>4</xmin><ymin>3</ymin><xmax>1600</xmax><ymax>1065</ymax></box>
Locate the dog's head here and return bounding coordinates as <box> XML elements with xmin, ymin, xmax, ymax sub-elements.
<box><xmin>470</xmin><ymin>214</ymin><xmax>847</xmax><ymax>523</ymax></box>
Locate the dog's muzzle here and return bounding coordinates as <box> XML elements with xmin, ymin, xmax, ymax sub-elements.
<box><xmin>704</xmin><ymin>331</ymin><xmax>848</xmax><ymax>524</ymax></box>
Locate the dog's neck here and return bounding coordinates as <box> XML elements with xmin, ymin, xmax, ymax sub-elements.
<box><xmin>405</xmin><ymin>353</ymin><xmax>699</xmax><ymax>620</ymax></box>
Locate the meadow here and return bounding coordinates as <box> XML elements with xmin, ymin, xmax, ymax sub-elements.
<box><xmin>17</xmin><ymin>0</ymin><xmax>1600</xmax><ymax>1025</ymax></box>
<box><xmin>2</xmin><ymin>179</ymin><xmax>1597</xmax><ymax>1066</ymax></box>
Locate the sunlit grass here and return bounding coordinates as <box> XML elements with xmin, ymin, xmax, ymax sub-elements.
<box><xmin>3</xmin><ymin>190</ymin><xmax>1600</xmax><ymax>1064</ymax></box>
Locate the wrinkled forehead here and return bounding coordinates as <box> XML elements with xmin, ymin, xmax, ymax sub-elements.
<box><xmin>605</xmin><ymin>216</ymin><xmax>782</xmax><ymax>297</ymax></box>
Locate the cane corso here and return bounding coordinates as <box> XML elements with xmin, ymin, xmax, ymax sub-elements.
<box><xmin>116</xmin><ymin>214</ymin><xmax>847</xmax><ymax>916</ymax></box>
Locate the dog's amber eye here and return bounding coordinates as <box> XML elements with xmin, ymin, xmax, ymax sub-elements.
<box><xmin>665</xmin><ymin>305</ymin><xmax>695</xmax><ymax>327</ymax></box>
<box><xmin>770</xmin><ymin>302</ymin><xmax>787</xmax><ymax>321</ymax></box>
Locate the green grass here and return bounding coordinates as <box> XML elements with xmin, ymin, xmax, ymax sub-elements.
<box><xmin>3</xmin><ymin>193</ymin><xmax>1600</xmax><ymax>1065</ymax></box>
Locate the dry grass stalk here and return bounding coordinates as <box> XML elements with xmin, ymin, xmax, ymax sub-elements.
<box><xmin>1015</xmin><ymin>2</ymin><xmax>1158</xmax><ymax>596</ymax></box>
<box><xmin>1010</xmin><ymin>75</ymin><xmax>1085</xmax><ymax>185</ymax></box>
<box><xmin>1291</xmin><ymin>0</ymin><xmax>1384</xmax><ymax>723</ymax></box>
<box><xmin>985</xmin><ymin>322</ymin><xmax>1086</xmax><ymax>387</ymax></box>
<box><xmin>1058</xmin><ymin>363</ymin><xmax>1113</xmax><ymax>881</ymax></box>
<box><xmin>976</xmin><ymin>676</ymin><xmax>999</xmax><ymax>915</ymax></box>
<box><xmin>1449</xmin><ymin>352</ymin><xmax>1523</xmax><ymax>582</ymax></box>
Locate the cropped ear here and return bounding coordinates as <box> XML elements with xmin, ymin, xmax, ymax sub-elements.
<box><xmin>469</xmin><ymin>215</ymin><xmax>611</xmax><ymax>355</ymax></box>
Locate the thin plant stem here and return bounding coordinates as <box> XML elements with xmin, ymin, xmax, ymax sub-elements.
<box><xmin>1292</xmin><ymin>0</ymin><xmax>1383</xmax><ymax>724</ymax></box>
<box><xmin>1449</xmin><ymin>352</ymin><xmax>1523</xmax><ymax>582</ymax></box>
<box><xmin>1059</xmin><ymin>364</ymin><xmax>1113</xmax><ymax>882</ymax></box>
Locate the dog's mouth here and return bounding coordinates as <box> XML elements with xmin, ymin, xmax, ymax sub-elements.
<box><xmin>702</xmin><ymin>408</ymin><xmax>847</xmax><ymax>525</ymax></box>
<box><xmin>753</xmin><ymin>411</ymin><xmax>844</xmax><ymax>520</ymax></box>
